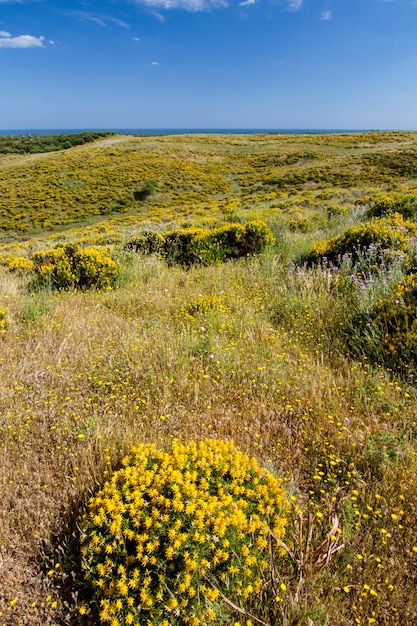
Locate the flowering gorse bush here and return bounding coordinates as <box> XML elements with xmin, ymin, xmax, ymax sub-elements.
<box><xmin>306</xmin><ymin>215</ymin><xmax>417</xmax><ymax>267</ymax></box>
<box><xmin>126</xmin><ymin>221</ymin><xmax>275</xmax><ymax>267</ymax></box>
<box><xmin>7</xmin><ymin>256</ymin><xmax>35</xmax><ymax>273</ymax></box>
<box><xmin>80</xmin><ymin>439</ymin><xmax>289</xmax><ymax>625</ymax></box>
<box><xmin>30</xmin><ymin>244</ymin><xmax>119</xmax><ymax>290</ymax></box>
<box><xmin>360</xmin><ymin>192</ymin><xmax>417</xmax><ymax>220</ymax></box>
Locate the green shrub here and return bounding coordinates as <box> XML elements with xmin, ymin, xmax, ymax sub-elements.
<box><xmin>359</xmin><ymin>192</ymin><xmax>417</xmax><ymax>220</ymax></box>
<box><xmin>306</xmin><ymin>215</ymin><xmax>417</xmax><ymax>268</ymax></box>
<box><xmin>0</xmin><ymin>131</ymin><xmax>112</xmax><ymax>154</ymax></box>
<box><xmin>125</xmin><ymin>231</ymin><xmax>165</xmax><ymax>255</ymax></box>
<box><xmin>133</xmin><ymin>179</ymin><xmax>158</xmax><ymax>201</ymax></box>
<box><xmin>30</xmin><ymin>244</ymin><xmax>119</xmax><ymax>291</ymax></box>
<box><xmin>161</xmin><ymin>227</ymin><xmax>208</xmax><ymax>266</ymax></box>
<box><xmin>363</xmin><ymin>431</ymin><xmax>404</xmax><ymax>479</ymax></box>
<box><xmin>128</xmin><ymin>221</ymin><xmax>275</xmax><ymax>267</ymax></box>
<box><xmin>80</xmin><ymin>438</ymin><xmax>289</xmax><ymax>626</ymax></box>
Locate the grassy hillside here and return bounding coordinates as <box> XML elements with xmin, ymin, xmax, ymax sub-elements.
<box><xmin>1</xmin><ymin>132</ymin><xmax>417</xmax><ymax>626</ymax></box>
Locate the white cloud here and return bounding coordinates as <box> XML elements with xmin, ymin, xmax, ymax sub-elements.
<box><xmin>132</xmin><ymin>0</ymin><xmax>308</xmax><ymax>12</ymax></box>
<box><xmin>287</xmin><ymin>0</ymin><xmax>303</xmax><ymax>9</ymax></box>
<box><xmin>151</xmin><ymin>60</ymin><xmax>159</xmax><ymax>65</ymax></box>
<box><xmin>133</xmin><ymin>0</ymin><xmax>227</xmax><ymax>11</ymax></box>
<box><xmin>0</xmin><ymin>32</ymin><xmax>45</xmax><ymax>48</ymax></box>
<box><xmin>132</xmin><ymin>36</ymin><xmax>141</xmax><ymax>41</ymax></box>
<box><xmin>65</xmin><ymin>11</ymin><xmax>130</xmax><ymax>29</ymax></box>
<box><xmin>321</xmin><ymin>10</ymin><xmax>332</xmax><ymax>20</ymax></box>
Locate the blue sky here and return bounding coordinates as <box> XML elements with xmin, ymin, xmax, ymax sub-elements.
<box><xmin>0</xmin><ymin>0</ymin><xmax>417</xmax><ymax>129</ymax></box>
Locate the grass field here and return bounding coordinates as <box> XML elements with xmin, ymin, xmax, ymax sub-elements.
<box><xmin>1</xmin><ymin>132</ymin><xmax>417</xmax><ymax>626</ymax></box>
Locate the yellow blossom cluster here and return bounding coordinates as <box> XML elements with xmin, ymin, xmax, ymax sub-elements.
<box><xmin>80</xmin><ymin>438</ymin><xmax>289</xmax><ymax>625</ymax></box>
<box><xmin>30</xmin><ymin>244</ymin><xmax>119</xmax><ymax>291</ymax></box>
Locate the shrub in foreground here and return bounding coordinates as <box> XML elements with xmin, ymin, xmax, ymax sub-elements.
<box><xmin>80</xmin><ymin>438</ymin><xmax>289</xmax><ymax>625</ymax></box>
<box><xmin>30</xmin><ymin>244</ymin><xmax>119</xmax><ymax>290</ymax></box>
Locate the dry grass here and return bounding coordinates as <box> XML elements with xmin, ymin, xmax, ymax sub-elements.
<box><xmin>1</xmin><ymin>132</ymin><xmax>417</xmax><ymax>625</ymax></box>
<box><xmin>1</xmin><ymin>251</ymin><xmax>417</xmax><ymax>625</ymax></box>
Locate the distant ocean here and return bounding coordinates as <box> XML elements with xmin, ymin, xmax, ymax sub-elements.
<box><xmin>0</xmin><ymin>128</ymin><xmax>371</xmax><ymax>137</ymax></box>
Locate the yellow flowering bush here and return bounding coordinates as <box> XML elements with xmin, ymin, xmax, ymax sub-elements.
<box><xmin>7</xmin><ymin>256</ymin><xmax>35</xmax><ymax>273</ymax></box>
<box><xmin>360</xmin><ymin>192</ymin><xmax>417</xmax><ymax>220</ymax></box>
<box><xmin>306</xmin><ymin>215</ymin><xmax>417</xmax><ymax>267</ymax></box>
<box><xmin>127</xmin><ymin>221</ymin><xmax>275</xmax><ymax>268</ymax></box>
<box><xmin>30</xmin><ymin>244</ymin><xmax>119</xmax><ymax>290</ymax></box>
<box><xmin>80</xmin><ymin>439</ymin><xmax>289</xmax><ymax>625</ymax></box>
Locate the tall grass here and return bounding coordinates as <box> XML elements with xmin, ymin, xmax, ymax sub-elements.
<box><xmin>1</xmin><ymin>132</ymin><xmax>417</xmax><ymax>625</ymax></box>
<box><xmin>1</xmin><ymin>248</ymin><xmax>417</xmax><ymax>625</ymax></box>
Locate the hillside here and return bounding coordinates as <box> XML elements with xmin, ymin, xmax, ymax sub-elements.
<box><xmin>1</xmin><ymin>132</ymin><xmax>417</xmax><ymax>626</ymax></box>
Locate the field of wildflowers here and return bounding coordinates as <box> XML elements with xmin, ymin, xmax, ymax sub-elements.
<box><xmin>1</xmin><ymin>131</ymin><xmax>417</xmax><ymax>625</ymax></box>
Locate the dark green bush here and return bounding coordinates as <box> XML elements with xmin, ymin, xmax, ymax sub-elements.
<box><xmin>161</xmin><ymin>227</ymin><xmax>207</xmax><ymax>266</ymax></box>
<box><xmin>125</xmin><ymin>221</ymin><xmax>275</xmax><ymax>267</ymax></box>
<box><xmin>133</xmin><ymin>179</ymin><xmax>158</xmax><ymax>201</ymax></box>
<box><xmin>125</xmin><ymin>231</ymin><xmax>164</xmax><ymax>255</ymax></box>
<box><xmin>0</xmin><ymin>131</ymin><xmax>113</xmax><ymax>155</ymax></box>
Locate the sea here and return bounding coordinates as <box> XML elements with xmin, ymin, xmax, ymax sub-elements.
<box><xmin>0</xmin><ymin>128</ymin><xmax>371</xmax><ymax>137</ymax></box>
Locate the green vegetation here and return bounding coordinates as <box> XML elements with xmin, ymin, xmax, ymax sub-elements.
<box><xmin>1</xmin><ymin>131</ymin><xmax>417</xmax><ymax>626</ymax></box>
<box><xmin>0</xmin><ymin>131</ymin><xmax>113</xmax><ymax>155</ymax></box>
<box><xmin>126</xmin><ymin>220</ymin><xmax>274</xmax><ymax>267</ymax></box>
<box><xmin>305</xmin><ymin>214</ymin><xmax>417</xmax><ymax>267</ymax></box>
<box><xmin>360</xmin><ymin>191</ymin><xmax>417</xmax><ymax>220</ymax></box>
<box><xmin>81</xmin><ymin>439</ymin><xmax>288</xmax><ymax>625</ymax></box>
<box><xmin>30</xmin><ymin>243</ymin><xmax>120</xmax><ymax>291</ymax></box>
<box><xmin>352</xmin><ymin>272</ymin><xmax>417</xmax><ymax>378</ymax></box>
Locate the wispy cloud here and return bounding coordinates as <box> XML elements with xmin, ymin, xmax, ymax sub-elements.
<box><xmin>321</xmin><ymin>10</ymin><xmax>332</xmax><ymax>20</ymax></box>
<box><xmin>132</xmin><ymin>0</ymin><xmax>227</xmax><ymax>12</ymax></box>
<box><xmin>64</xmin><ymin>11</ymin><xmax>130</xmax><ymax>29</ymax></box>
<box><xmin>287</xmin><ymin>0</ymin><xmax>303</xmax><ymax>10</ymax></box>
<box><xmin>131</xmin><ymin>0</ymin><xmax>307</xmax><ymax>12</ymax></box>
<box><xmin>0</xmin><ymin>31</ymin><xmax>45</xmax><ymax>48</ymax></box>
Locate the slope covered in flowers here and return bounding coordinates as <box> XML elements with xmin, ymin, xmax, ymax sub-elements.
<box><xmin>1</xmin><ymin>131</ymin><xmax>417</xmax><ymax>626</ymax></box>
